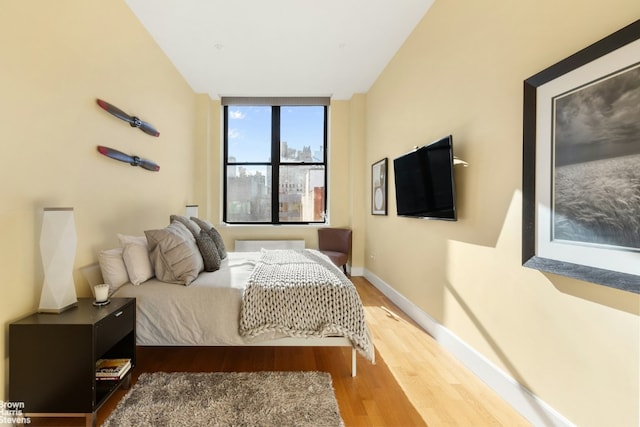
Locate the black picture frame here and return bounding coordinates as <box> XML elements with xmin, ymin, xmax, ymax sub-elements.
<box><xmin>522</xmin><ymin>19</ymin><xmax>640</xmax><ymax>294</ymax></box>
<box><xmin>371</xmin><ymin>158</ymin><xmax>387</xmax><ymax>215</ymax></box>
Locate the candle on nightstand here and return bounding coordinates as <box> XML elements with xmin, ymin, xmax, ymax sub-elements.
<box><xmin>94</xmin><ymin>284</ymin><xmax>109</xmax><ymax>303</ymax></box>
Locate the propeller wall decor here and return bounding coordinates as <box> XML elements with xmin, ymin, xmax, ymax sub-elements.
<box><xmin>97</xmin><ymin>146</ymin><xmax>160</xmax><ymax>171</ymax></box>
<box><xmin>96</xmin><ymin>99</ymin><xmax>160</xmax><ymax>137</ymax></box>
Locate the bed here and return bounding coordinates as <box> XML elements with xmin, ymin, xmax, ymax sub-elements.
<box><xmin>90</xmin><ymin>217</ymin><xmax>374</xmax><ymax>376</ymax></box>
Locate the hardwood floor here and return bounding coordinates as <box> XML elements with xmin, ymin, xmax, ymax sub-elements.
<box><xmin>27</xmin><ymin>276</ymin><xmax>529</xmax><ymax>426</ymax></box>
<box><xmin>352</xmin><ymin>277</ymin><xmax>530</xmax><ymax>427</ymax></box>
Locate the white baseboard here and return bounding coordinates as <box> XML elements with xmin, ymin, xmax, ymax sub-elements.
<box><xmin>350</xmin><ymin>265</ymin><xmax>364</xmax><ymax>276</ymax></box>
<box><xmin>363</xmin><ymin>269</ymin><xmax>575</xmax><ymax>427</ymax></box>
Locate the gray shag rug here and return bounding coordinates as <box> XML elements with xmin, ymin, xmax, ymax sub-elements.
<box><xmin>102</xmin><ymin>371</ymin><xmax>344</xmax><ymax>427</ymax></box>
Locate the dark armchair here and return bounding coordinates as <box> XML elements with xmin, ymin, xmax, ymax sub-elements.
<box><xmin>318</xmin><ymin>228</ymin><xmax>352</xmax><ymax>275</ymax></box>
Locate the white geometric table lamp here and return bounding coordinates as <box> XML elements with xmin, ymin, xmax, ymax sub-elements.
<box><xmin>38</xmin><ymin>207</ymin><xmax>78</xmax><ymax>313</ymax></box>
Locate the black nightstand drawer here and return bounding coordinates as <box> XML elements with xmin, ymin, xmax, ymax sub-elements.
<box><xmin>96</xmin><ymin>302</ymin><xmax>135</xmax><ymax>357</ymax></box>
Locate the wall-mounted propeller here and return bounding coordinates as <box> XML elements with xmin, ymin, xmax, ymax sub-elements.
<box><xmin>96</xmin><ymin>99</ymin><xmax>160</xmax><ymax>137</ymax></box>
<box><xmin>97</xmin><ymin>146</ymin><xmax>160</xmax><ymax>171</ymax></box>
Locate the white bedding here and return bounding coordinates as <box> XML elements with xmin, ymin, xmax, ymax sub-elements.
<box><xmin>112</xmin><ymin>252</ymin><xmax>286</xmax><ymax>346</ymax></box>
<box><xmin>111</xmin><ymin>249</ymin><xmax>375</xmax><ymax>375</ymax></box>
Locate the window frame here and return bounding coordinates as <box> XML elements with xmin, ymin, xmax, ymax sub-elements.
<box><xmin>222</xmin><ymin>100</ymin><xmax>328</xmax><ymax>225</ymax></box>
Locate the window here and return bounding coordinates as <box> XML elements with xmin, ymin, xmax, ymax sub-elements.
<box><xmin>223</xmin><ymin>97</ymin><xmax>328</xmax><ymax>224</ymax></box>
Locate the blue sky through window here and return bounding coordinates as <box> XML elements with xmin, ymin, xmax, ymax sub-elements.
<box><xmin>227</xmin><ymin>106</ymin><xmax>271</xmax><ymax>162</ymax></box>
<box><xmin>227</xmin><ymin>105</ymin><xmax>324</xmax><ymax>163</ymax></box>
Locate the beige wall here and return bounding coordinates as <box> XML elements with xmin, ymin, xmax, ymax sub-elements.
<box><xmin>0</xmin><ymin>0</ymin><xmax>196</xmax><ymax>398</ymax></box>
<box><xmin>365</xmin><ymin>1</ymin><xmax>640</xmax><ymax>426</ymax></box>
<box><xmin>348</xmin><ymin>95</ymin><xmax>367</xmax><ymax>270</ymax></box>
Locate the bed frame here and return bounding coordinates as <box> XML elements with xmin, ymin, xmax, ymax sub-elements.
<box><xmin>81</xmin><ymin>252</ymin><xmax>364</xmax><ymax>377</ymax></box>
<box><xmin>243</xmin><ymin>337</ymin><xmax>358</xmax><ymax>376</ymax></box>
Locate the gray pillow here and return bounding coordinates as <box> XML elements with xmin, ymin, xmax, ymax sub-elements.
<box><xmin>194</xmin><ymin>230</ymin><xmax>221</xmax><ymax>272</ymax></box>
<box><xmin>170</xmin><ymin>215</ymin><xmax>221</xmax><ymax>272</ymax></box>
<box><xmin>169</xmin><ymin>215</ymin><xmax>200</xmax><ymax>235</ymax></box>
<box><xmin>145</xmin><ymin>221</ymin><xmax>204</xmax><ymax>285</ymax></box>
<box><xmin>191</xmin><ymin>217</ymin><xmax>227</xmax><ymax>259</ymax></box>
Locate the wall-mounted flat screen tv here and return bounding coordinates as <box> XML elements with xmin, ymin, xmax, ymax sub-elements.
<box><xmin>393</xmin><ymin>135</ymin><xmax>457</xmax><ymax>220</ymax></box>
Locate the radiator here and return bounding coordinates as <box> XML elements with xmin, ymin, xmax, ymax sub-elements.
<box><xmin>234</xmin><ymin>239</ymin><xmax>305</xmax><ymax>252</ymax></box>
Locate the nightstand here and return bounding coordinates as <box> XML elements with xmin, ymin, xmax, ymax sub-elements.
<box><xmin>9</xmin><ymin>298</ymin><xmax>136</xmax><ymax>427</ymax></box>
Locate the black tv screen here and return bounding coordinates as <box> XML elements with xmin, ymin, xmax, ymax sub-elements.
<box><xmin>393</xmin><ymin>135</ymin><xmax>457</xmax><ymax>220</ymax></box>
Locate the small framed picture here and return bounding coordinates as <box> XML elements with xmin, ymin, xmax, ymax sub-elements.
<box><xmin>371</xmin><ymin>158</ymin><xmax>388</xmax><ymax>215</ymax></box>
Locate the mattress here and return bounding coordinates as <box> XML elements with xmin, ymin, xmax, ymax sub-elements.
<box><xmin>112</xmin><ymin>251</ymin><xmax>283</xmax><ymax>346</ymax></box>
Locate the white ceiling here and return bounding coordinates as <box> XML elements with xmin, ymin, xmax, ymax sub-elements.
<box><xmin>125</xmin><ymin>0</ymin><xmax>435</xmax><ymax>100</ymax></box>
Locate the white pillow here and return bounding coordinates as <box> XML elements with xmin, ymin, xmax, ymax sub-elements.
<box><xmin>117</xmin><ymin>234</ymin><xmax>154</xmax><ymax>285</ymax></box>
<box><xmin>98</xmin><ymin>248</ymin><xmax>129</xmax><ymax>293</ymax></box>
<box><xmin>122</xmin><ymin>243</ymin><xmax>154</xmax><ymax>285</ymax></box>
<box><xmin>117</xmin><ymin>233</ymin><xmax>147</xmax><ymax>248</ymax></box>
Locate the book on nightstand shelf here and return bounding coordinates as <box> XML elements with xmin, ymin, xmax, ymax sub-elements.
<box><xmin>96</xmin><ymin>358</ymin><xmax>131</xmax><ymax>380</ymax></box>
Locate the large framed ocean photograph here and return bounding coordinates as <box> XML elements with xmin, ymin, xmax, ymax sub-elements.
<box><xmin>522</xmin><ymin>20</ymin><xmax>640</xmax><ymax>294</ymax></box>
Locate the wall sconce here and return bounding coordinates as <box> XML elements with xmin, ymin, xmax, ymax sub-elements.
<box><xmin>453</xmin><ymin>157</ymin><xmax>469</xmax><ymax>167</ymax></box>
<box><xmin>38</xmin><ymin>207</ymin><xmax>78</xmax><ymax>313</ymax></box>
<box><xmin>185</xmin><ymin>204</ymin><xmax>199</xmax><ymax>218</ymax></box>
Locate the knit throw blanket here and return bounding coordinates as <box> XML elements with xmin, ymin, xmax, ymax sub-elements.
<box><xmin>239</xmin><ymin>249</ymin><xmax>374</xmax><ymax>362</ymax></box>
